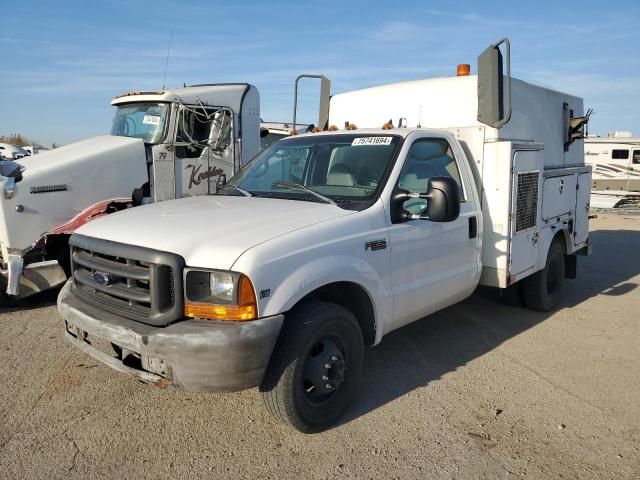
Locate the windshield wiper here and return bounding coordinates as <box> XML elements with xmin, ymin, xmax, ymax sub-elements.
<box><xmin>222</xmin><ymin>183</ymin><xmax>252</xmax><ymax>197</ymax></box>
<box><xmin>271</xmin><ymin>181</ymin><xmax>336</xmax><ymax>205</ymax></box>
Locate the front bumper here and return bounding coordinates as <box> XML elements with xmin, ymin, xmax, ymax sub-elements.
<box><xmin>57</xmin><ymin>281</ymin><xmax>284</xmax><ymax>392</ymax></box>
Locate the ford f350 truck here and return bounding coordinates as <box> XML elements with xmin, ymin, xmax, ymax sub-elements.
<box><xmin>58</xmin><ymin>39</ymin><xmax>591</xmax><ymax>432</ymax></box>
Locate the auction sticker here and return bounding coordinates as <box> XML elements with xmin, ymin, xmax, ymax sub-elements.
<box><xmin>143</xmin><ymin>115</ymin><xmax>161</xmax><ymax>125</ymax></box>
<box><xmin>351</xmin><ymin>137</ymin><xmax>393</xmax><ymax>146</ymax></box>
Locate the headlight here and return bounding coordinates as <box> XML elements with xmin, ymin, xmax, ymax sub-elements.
<box><xmin>183</xmin><ymin>269</ymin><xmax>257</xmax><ymax>321</ymax></box>
<box><xmin>209</xmin><ymin>271</ymin><xmax>234</xmax><ymax>303</ymax></box>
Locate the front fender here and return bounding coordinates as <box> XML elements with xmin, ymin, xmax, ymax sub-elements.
<box><xmin>258</xmin><ymin>254</ymin><xmax>391</xmax><ymax>344</ymax></box>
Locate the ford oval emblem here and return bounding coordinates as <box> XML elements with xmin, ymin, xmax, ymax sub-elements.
<box><xmin>93</xmin><ymin>271</ymin><xmax>114</xmax><ymax>286</ymax></box>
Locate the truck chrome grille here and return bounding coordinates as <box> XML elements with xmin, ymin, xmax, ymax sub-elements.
<box><xmin>69</xmin><ymin>235</ymin><xmax>185</xmax><ymax>326</ymax></box>
<box><xmin>515</xmin><ymin>172</ymin><xmax>539</xmax><ymax>233</ymax></box>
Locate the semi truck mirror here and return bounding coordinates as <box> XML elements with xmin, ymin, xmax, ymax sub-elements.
<box><xmin>211</xmin><ymin>110</ymin><xmax>232</xmax><ymax>151</ymax></box>
<box><xmin>477</xmin><ymin>38</ymin><xmax>511</xmax><ymax>129</ymax></box>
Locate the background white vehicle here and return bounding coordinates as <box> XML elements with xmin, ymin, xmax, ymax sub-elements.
<box><xmin>0</xmin><ymin>143</ymin><xmax>29</xmax><ymax>160</ymax></box>
<box><xmin>584</xmin><ymin>132</ymin><xmax>640</xmax><ymax>208</ymax></box>
<box><xmin>59</xmin><ymin>39</ymin><xmax>591</xmax><ymax>432</ymax></box>
<box><xmin>585</xmin><ymin>132</ymin><xmax>640</xmax><ymax>191</ymax></box>
<box><xmin>23</xmin><ymin>145</ymin><xmax>50</xmax><ymax>155</ymax></box>
<box><xmin>0</xmin><ymin>83</ymin><xmax>263</xmax><ymax>300</ymax></box>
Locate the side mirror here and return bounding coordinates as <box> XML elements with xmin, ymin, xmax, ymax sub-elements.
<box><xmin>391</xmin><ymin>177</ymin><xmax>461</xmax><ymax>224</ymax></box>
<box><xmin>211</xmin><ymin>110</ymin><xmax>232</xmax><ymax>150</ymax></box>
<box><xmin>477</xmin><ymin>38</ymin><xmax>511</xmax><ymax>128</ymax></box>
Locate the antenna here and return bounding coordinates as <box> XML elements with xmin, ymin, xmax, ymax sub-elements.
<box><xmin>162</xmin><ymin>32</ymin><xmax>174</xmax><ymax>90</ymax></box>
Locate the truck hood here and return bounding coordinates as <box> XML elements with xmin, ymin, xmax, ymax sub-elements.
<box><xmin>0</xmin><ymin>135</ymin><xmax>147</xmax><ymax>250</ymax></box>
<box><xmin>75</xmin><ymin>196</ymin><xmax>355</xmax><ymax>270</ymax></box>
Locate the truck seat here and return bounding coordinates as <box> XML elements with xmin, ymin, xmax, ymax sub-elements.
<box><xmin>327</xmin><ymin>163</ymin><xmax>356</xmax><ymax>186</ymax></box>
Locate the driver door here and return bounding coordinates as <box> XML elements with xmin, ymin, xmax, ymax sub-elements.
<box><xmin>388</xmin><ymin>137</ymin><xmax>479</xmax><ymax>330</ymax></box>
<box><xmin>174</xmin><ymin>106</ymin><xmax>234</xmax><ymax>197</ymax></box>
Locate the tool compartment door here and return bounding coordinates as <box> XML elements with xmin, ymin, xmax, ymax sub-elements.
<box><xmin>574</xmin><ymin>171</ymin><xmax>591</xmax><ymax>246</ymax></box>
<box><xmin>541</xmin><ymin>174</ymin><xmax>578</xmax><ymax>221</ymax></box>
<box><xmin>509</xmin><ymin>149</ymin><xmax>544</xmax><ymax>278</ymax></box>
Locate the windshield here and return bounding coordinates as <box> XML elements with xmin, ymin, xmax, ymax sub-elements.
<box><xmin>222</xmin><ymin>134</ymin><xmax>401</xmax><ymax>207</ymax></box>
<box><xmin>111</xmin><ymin>102</ymin><xmax>169</xmax><ymax>144</ymax></box>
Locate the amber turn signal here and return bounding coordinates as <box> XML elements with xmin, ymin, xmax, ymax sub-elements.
<box><xmin>184</xmin><ymin>303</ymin><xmax>257</xmax><ymax>321</ymax></box>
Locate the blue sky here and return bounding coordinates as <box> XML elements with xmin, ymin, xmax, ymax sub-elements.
<box><xmin>1</xmin><ymin>0</ymin><xmax>638</xmax><ymax>146</ymax></box>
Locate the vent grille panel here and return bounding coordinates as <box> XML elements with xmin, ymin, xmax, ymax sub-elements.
<box><xmin>515</xmin><ymin>172</ymin><xmax>539</xmax><ymax>232</ymax></box>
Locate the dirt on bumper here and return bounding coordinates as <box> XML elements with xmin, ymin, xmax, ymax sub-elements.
<box><xmin>57</xmin><ymin>281</ymin><xmax>284</xmax><ymax>392</ymax></box>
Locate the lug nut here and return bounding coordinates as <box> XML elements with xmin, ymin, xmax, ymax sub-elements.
<box><xmin>321</xmin><ymin>375</ymin><xmax>328</xmax><ymax>380</ymax></box>
<box><xmin>325</xmin><ymin>383</ymin><xmax>332</xmax><ymax>389</ymax></box>
<box><xmin>324</xmin><ymin>363</ymin><xmax>331</xmax><ymax>369</ymax></box>
<box><xmin>331</xmin><ymin>355</ymin><xmax>338</xmax><ymax>361</ymax></box>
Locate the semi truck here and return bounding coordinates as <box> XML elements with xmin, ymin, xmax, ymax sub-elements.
<box><xmin>0</xmin><ymin>83</ymin><xmax>264</xmax><ymax>300</ymax></box>
<box><xmin>58</xmin><ymin>39</ymin><xmax>592</xmax><ymax>432</ymax></box>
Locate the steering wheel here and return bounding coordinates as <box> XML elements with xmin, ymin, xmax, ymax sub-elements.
<box><xmin>360</xmin><ymin>177</ymin><xmax>380</xmax><ymax>188</ymax></box>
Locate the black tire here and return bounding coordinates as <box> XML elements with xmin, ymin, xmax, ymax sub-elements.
<box><xmin>523</xmin><ymin>240</ymin><xmax>565</xmax><ymax>312</ymax></box>
<box><xmin>260</xmin><ymin>301</ymin><xmax>364</xmax><ymax>433</ymax></box>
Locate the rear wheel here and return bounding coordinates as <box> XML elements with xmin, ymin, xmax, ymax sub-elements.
<box><xmin>260</xmin><ymin>301</ymin><xmax>364</xmax><ymax>433</ymax></box>
<box><xmin>523</xmin><ymin>240</ymin><xmax>565</xmax><ymax>311</ymax></box>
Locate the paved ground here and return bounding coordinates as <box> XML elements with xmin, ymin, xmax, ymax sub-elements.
<box><xmin>1</xmin><ymin>213</ymin><xmax>639</xmax><ymax>479</ymax></box>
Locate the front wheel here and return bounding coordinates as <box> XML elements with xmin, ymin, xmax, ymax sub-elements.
<box><xmin>523</xmin><ymin>240</ymin><xmax>565</xmax><ymax>312</ymax></box>
<box><xmin>260</xmin><ymin>301</ymin><xmax>364</xmax><ymax>433</ymax></box>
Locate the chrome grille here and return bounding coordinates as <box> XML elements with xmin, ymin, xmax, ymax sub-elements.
<box><xmin>515</xmin><ymin>172</ymin><xmax>539</xmax><ymax>233</ymax></box>
<box><xmin>69</xmin><ymin>235</ymin><xmax>185</xmax><ymax>326</ymax></box>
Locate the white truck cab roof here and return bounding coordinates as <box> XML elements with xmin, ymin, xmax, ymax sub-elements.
<box><xmin>111</xmin><ymin>83</ymin><xmax>254</xmax><ymax>111</ymax></box>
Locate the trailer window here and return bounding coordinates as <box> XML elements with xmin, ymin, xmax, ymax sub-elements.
<box><xmin>633</xmin><ymin>150</ymin><xmax>640</xmax><ymax>164</ymax></box>
<box><xmin>396</xmin><ymin>139</ymin><xmax>464</xmax><ymax>215</ymax></box>
<box><xmin>611</xmin><ymin>149</ymin><xmax>629</xmax><ymax>160</ymax></box>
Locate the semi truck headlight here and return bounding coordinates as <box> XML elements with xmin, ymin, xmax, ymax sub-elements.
<box><xmin>184</xmin><ymin>269</ymin><xmax>257</xmax><ymax>321</ymax></box>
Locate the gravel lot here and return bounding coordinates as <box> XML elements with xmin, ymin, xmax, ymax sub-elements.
<box><xmin>1</xmin><ymin>213</ymin><xmax>639</xmax><ymax>479</ymax></box>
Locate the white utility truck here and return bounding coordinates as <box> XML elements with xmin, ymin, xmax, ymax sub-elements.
<box><xmin>58</xmin><ymin>39</ymin><xmax>592</xmax><ymax>432</ymax></box>
<box><xmin>0</xmin><ymin>83</ymin><xmax>263</xmax><ymax>300</ymax></box>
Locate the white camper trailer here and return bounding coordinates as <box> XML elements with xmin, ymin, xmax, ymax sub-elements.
<box><xmin>584</xmin><ymin>134</ymin><xmax>640</xmax><ymax>192</ymax></box>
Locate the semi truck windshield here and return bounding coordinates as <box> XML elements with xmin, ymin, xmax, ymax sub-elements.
<box><xmin>111</xmin><ymin>103</ymin><xmax>169</xmax><ymax>144</ymax></box>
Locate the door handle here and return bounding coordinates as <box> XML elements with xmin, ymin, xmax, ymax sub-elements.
<box><xmin>469</xmin><ymin>216</ymin><xmax>478</xmax><ymax>239</ymax></box>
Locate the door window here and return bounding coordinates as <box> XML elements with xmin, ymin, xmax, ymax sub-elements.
<box><xmin>633</xmin><ymin>150</ymin><xmax>640</xmax><ymax>164</ymax></box>
<box><xmin>396</xmin><ymin>138</ymin><xmax>464</xmax><ymax>214</ymax></box>
<box><xmin>175</xmin><ymin>107</ymin><xmax>231</xmax><ymax>159</ymax></box>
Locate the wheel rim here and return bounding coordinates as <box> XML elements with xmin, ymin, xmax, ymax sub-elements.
<box><xmin>301</xmin><ymin>336</ymin><xmax>346</xmax><ymax>405</ymax></box>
